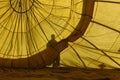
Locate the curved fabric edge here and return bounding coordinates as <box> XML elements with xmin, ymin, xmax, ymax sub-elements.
<box><xmin>68</xmin><ymin>0</ymin><xmax>95</xmax><ymax>42</ymax></box>
<box><xmin>0</xmin><ymin>0</ymin><xmax>95</xmax><ymax>68</ymax></box>
<box><xmin>0</xmin><ymin>39</ymin><xmax>68</xmax><ymax>68</ymax></box>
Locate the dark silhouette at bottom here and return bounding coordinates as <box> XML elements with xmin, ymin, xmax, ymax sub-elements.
<box><xmin>47</xmin><ymin>34</ymin><xmax>60</xmax><ymax>68</ymax></box>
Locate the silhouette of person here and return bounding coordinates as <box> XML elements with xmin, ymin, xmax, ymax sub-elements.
<box><xmin>47</xmin><ymin>34</ymin><xmax>60</xmax><ymax>68</ymax></box>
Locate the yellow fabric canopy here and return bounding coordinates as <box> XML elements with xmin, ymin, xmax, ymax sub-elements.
<box><xmin>0</xmin><ymin>0</ymin><xmax>120</xmax><ymax>68</ymax></box>
<box><xmin>0</xmin><ymin>0</ymin><xmax>82</xmax><ymax>58</ymax></box>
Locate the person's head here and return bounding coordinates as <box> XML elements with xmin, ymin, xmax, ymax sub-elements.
<box><xmin>51</xmin><ymin>34</ymin><xmax>55</xmax><ymax>40</ymax></box>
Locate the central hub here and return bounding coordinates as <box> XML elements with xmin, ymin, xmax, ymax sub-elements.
<box><xmin>10</xmin><ymin>0</ymin><xmax>34</xmax><ymax>13</ymax></box>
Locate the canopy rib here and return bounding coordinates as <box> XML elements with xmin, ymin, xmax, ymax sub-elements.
<box><xmin>97</xmin><ymin>0</ymin><xmax>120</xmax><ymax>4</ymax></box>
<box><xmin>82</xmin><ymin>37</ymin><xmax>120</xmax><ymax>67</ymax></box>
<box><xmin>91</xmin><ymin>20</ymin><xmax>120</xmax><ymax>33</ymax></box>
<box><xmin>69</xmin><ymin>44</ymin><xmax>87</xmax><ymax>68</ymax></box>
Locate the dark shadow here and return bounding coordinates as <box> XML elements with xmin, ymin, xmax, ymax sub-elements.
<box><xmin>47</xmin><ymin>34</ymin><xmax>60</xmax><ymax>68</ymax></box>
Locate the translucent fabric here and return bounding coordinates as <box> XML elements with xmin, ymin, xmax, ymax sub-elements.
<box><xmin>61</xmin><ymin>0</ymin><xmax>120</xmax><ymax>68</ymax></box>
<box><xmin>0</xmin><ymin>0</ymin><xmax>120</xmax><ymax>68</ymax></box>
<box><xmin>0</xmin><ymin>0</ymin><xmax>82</xmax><ymax>58</ymax></box>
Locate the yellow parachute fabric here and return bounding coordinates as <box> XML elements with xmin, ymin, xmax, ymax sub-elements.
<box><xmin>61</xmin><ymin>0</ymin><xmax>120</xmax><ymax>68</ymax></box>
<box><xmin>0</xmin><ymin>0</ymin><xmax>120</xmax><ymax>68</ymax></box>
<box><xmin>0</xmin><ymin>0</ymin><xmax>83</xmax><ymax>58</ymax></box>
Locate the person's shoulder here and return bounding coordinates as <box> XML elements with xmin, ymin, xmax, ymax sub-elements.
<box><xmin>48</xmin><ymin>40</ymin><xmax>52</xmax><ymax>43</ymax></box>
